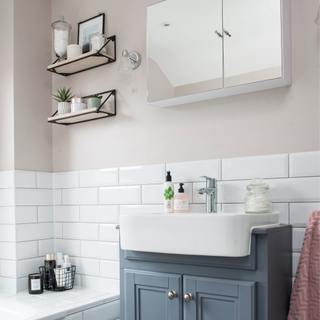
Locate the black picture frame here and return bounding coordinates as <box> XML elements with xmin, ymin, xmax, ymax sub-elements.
<box><xmin>77</xmin><ymin>13</ymin><xmax>105</xmax><ymax>54</ymax></box>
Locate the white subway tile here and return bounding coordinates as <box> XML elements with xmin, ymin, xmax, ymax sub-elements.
<box><xmin>268</xmin><ymin>178</ymin><xmax>320</xmax><ymax>202</ymax></box>
<box><xmin>55</xmin><ymin>222</ymin><xmax>63</xmax><ymax>238</ymax></box>
<box><xmin>16</xmin><ymin>189</ymin><xmax>53</xmax><ymax>206</ymax></box>
<box><xmin>17</xmin><ymin>277</ymin><xmax>28</xmax><ymax>292</ymax></box>
<box><xmin>17</xmin><ymin>241</ymin><xmax>38</xmax><ymax>260</ymax></box>
<box><xmin>192</xmin><ymin>182</ymin><xmax>206</xmax><ymax>203</ymax></box>
<box><xmin>17</xmin><ymin>257</ymin><xmax>44</xmax><ymax>278</ymax></box>
<box><xmin>289</xmin><ymin>151</ymin><xmax>320</xmax><ymax>177</ymax></box>
<box><xmin>166</xmin><ymin>159</ymin><xmax>221</xmax><ymax>183</ymax></box>
<box><xmin>81</xmin><ymin>241</ymin><xmax>119</xmax><ymax>260</ymax></box>
<box><xmin>0</xmin><ymin>277</ymin><xmax>16</xmax><ymax>293</ymax></box>
<box><xmin>222</xmin><ymin>204</ymin><xmax>245</xmax><ymax>213</ymax></box>
<box><xmin>38</xmin><ymin>206</ymin><xmax>54</xmax><ymax>223</ymax></box>
<box><xmin>15</xmin><ymin>171</ymin><xmax>37</xmax><ymax>188</ymax></box>
<box><xmin>119</xmin><ymin>164</ymin><xmax>165</xmax><ymax>185</ymax></box>
<box><xmin>80</xmin><ymin>205</ymin><xmax>119</xmax><ymax>223</ymax></box>
<box><xmin>54</xmin><ymin>190</ymin><xmax>62</xmax><ymax>205</ymax></box>
<box><xmin>0</xmin><ymin>260</ymin><xmax>16</xmax><ymax>278</ymax></box>
<box><xmin>292</xmin><ymin>253</ymin><xmax>300</xmax><ymax>276</ymax></box>
<box><xmin>37</xmin><ymin>172</ymin><xmax>53</xmax><ymax>189</ymax></box>
<box><xmin>222</xmin><ymin>154</ymin><xmax>288</xmax><ymax>180</ymax></box>
<box><xmin>0</xmin><ymin>242</ymin><xmax>16</xmax><ymax>260</ymax></box>
<box><xmin>62</xmin><ymin>188</ymin><xmax>98</xmax><ymax>205</ymax></box>
<box><xmin>142</xmin><ymin>185</ymin><xmax>163</xmax><ymax>204</ymax></box>
<box><xmin>292</xmin><ymin>228</ymin><xmax>306</xmax><ymax>252</ymax></box>
<box><xmin>99</xmin><ymin>224</ymin><xmax>119</xmax><ymax>242</ymax></box>
<box><xmin>63</xmin><ymin>223</ymin><xmax>98</xmax><ymax>240</ymax></box>
<box><xmin>54</xmin><ymin>171</ymin><xmax>79</xmax><ymax>189</ymax></box>
<box><xmin>55</xmin><ymin>239</ymin><xmax>81</xmax><ymax>256</ymax></box>
<box><xmin>0</xmin><ymin>225</ymin><xmax>15</xmax><ymax>242</ymax></box>
<box><xmin>16</xmin><ymin>206</ymin><xmax>38</xmax><ymax>224</ymax></box>
<box><xmin>99</xmin><ymin>186</ymin><xmax>141</xmax><ymax>205</ymax></box>
<box><xmin>218</xmin><ymin>178</ymin><xmax>320</xmax><ymax>203</ymax></box>
<box><xmin>0</xmin><ymin>189</ymin><xmax>14</xmax><ymax>206</ymax></box>
<box><xmin>0</xmin><ymin>207</ymin><xmax>15</xmax><ymax>224</ymax></box>
<box><xmin>17</xmin><ymin>223</ymin><xmax>54</xmax><ymax>242</ymax></box>
<box><xmin>272</xmin><ymin>203</ymin><xmax>289</xmax><ymax>224</ymax></box>
<box><xmin>188</xmin><ymin>204</ymin><xmax>207</xmax><ymax>213</ymax></box>
<box><xmin>73</xmin><ymin>274</ymin><xmax>82</xmax><ymax>287</ymax></box>
<box><xmin>0</xmin><ymin>171</ymin><xmax>14</xmax><ymax>188</ymax></box>
<box><xmin>174</xmin><ymin>183</ymin><xmax>192</xmax><ymax>203</ymax></box>
<box><xmin>80</xmin><ymin>168</ymin><xmax>118</xmax><ymax>187</ymax></box>
<box><xmin>39</xmin><ymin>239</ymin><xmax>54</xmax><ymax>256</ymax></box>
<box><xmin>55</xmin><ymin>206</ymin><xmax>80</xmax><ymax>222</ymax></box>
<box><xmin>290</xmin><ymin>203</ymin><xmax>320</xmax><ymax>227</ymax></box>
<box><xmin>100</xmin><ymin>260</ymin><xmax>119</xmax><ymax>279</ymax></box>
<box><xmin>120</xmin><ymin>205</ymin><xmax>164</xmax><ymax>215</ymax></box>
<box><xmin>81</xmin><ymin>275</ymin><xmax>119</xmax><ymax>293</ymax></box>
<box><xmin>69</xmin><ymin>257</ymin><xmax>99</xmax><ymax>276</ymax></box>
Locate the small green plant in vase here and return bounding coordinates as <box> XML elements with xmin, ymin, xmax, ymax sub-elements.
<box><xmin>52</xmin><ymin>87</ymin><xmax>75</xmax><ymax>115</ymax></box>
<box><xmin>87</xmin><ymin>94</ymin><xmax>103</xmax><ymax>109</ymax></box>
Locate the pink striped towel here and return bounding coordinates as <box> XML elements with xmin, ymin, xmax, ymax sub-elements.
<box><xmin>288</xmin><ymin>210</ymin><xmax>320</xmax><ymax>320</ymax></box>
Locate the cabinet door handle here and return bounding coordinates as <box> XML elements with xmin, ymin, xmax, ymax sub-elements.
<box><xmin>215</xmin><ymin>30</ymin><xmax>223</xmax><ymax>38</ymax></box>
<box><xmin>223</xmin><ymin>29</ymin><xmax>231</xmax><ymax>37</ymax></box>
<box><xmin>184</xmin><ymin>293</ymin><xmax>194</xmax><ymax>302</ymax></box>
<box><xmin>168</xmin><ymin>291</ymin><xmax>178</xmax><ymax>300</ymax></box>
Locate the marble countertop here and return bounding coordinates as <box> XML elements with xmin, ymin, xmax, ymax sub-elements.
<box><xmin>0</xmin><ymin>287</ymin><xmax>120</xmax><ymax>320</ymax></box>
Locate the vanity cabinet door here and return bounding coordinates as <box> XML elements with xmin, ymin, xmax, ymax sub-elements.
<box><xmin>124</xmin><ymin>269</ymin><xmax>182</xmax><ymax>320</ymax></box>
<box><xmin>183</xmin><ymin>276</ymin><xmax>256</xmax><ymax>320</ymax></box>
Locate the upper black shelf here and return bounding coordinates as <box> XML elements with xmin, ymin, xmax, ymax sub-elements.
<box><xmin>47</xmin><ymin>35</ymin><xmax>116</xmax><ymax>77</ymax></box>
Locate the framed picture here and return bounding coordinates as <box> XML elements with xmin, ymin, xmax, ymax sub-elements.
<box><xmin>77</xmin><ymin>13</ymin><xmax>105</xmax><ymax>53</ymax></box>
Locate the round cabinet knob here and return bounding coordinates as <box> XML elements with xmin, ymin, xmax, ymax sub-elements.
<box><xmin>168</xmin><ymin>291</ymin><xmax>178</xmax><ymax>300</ymax></box>
<box><xmin>184</xmin><ymin>293</ymin><xmax>194</xmax><ymax>302</ymax></box>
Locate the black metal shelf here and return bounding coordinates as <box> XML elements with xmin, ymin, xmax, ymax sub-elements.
<box><xmin>47</xmin><ymin>35</ymin><xmax>116</xmax><ymax>76</ymax></box>
<box><xmin>48</xmin><ymin>90</ymin><xmax>116</xmax><ymax>125</ymax></box>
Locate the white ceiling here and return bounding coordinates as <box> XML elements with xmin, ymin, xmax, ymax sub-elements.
<box><xmin>147</xmin><ymin>0</ymin><xmax>282</xmax><ymax>87</ymax></box>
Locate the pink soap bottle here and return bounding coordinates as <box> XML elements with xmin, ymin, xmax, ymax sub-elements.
<box><xmin>174</xmin><ymin>183</ymin><xmax>189</xmax><ymax>213</ymax></box>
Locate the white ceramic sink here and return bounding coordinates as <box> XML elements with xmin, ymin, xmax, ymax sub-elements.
<box><xmin>120</xmin><ymin>212</ymin><xmax>279</xmax><ymax>257</ymax></box>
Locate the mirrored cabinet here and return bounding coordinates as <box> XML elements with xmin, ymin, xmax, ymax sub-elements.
<box><xmin>147</xmin><ymin>0</ymin><xmax>291</xmax><ymax>107</ymax></box>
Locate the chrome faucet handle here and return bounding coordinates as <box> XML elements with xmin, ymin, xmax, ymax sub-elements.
<box><xmin>200</xmin><ymin>176</ymin><xmax>216</xmax><ymax>188</ymax></box>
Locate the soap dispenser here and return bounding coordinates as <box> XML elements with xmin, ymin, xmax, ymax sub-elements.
<box><xmin>174</xmin><ymin>183</ymin><xmax>189</xmax><ymax>213</ymax></box>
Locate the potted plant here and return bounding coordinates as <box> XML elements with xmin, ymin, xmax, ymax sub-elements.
<box><xmin>87</xmin><ymin>94</ymin><xmax>103</xmax><ymax>109</ymax></box>
<box><xmin>52</xmin><ymin>87</ymin><xmax>75</xmax><ymax>115</ymax></box>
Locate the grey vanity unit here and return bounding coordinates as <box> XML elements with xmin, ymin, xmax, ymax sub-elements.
<box><xmin>120</xmin><ymin>225</ymin><xmax>292</xmax><ymax>320</ymax></box>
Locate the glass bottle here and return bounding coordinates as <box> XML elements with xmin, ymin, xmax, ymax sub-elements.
<box><xmin>51</xmin><ymin>14</ymin><xmax>72</xmax><ymax>61</ymax></box>
<box><xmin>89</xmin><ymin>31</ymin><xmax>107</xmax><ymax>54</ymax></box>
<box><xmin>245</xmin><ymin>178</ymin><xmax>272</xmax><ymax>214</ymax></box>
<box><xmin>44</xmin><ymin>253</ymin><xmax>56</xmax><ymax>290</ymax></box>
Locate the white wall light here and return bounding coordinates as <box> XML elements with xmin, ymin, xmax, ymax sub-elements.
<box><xmin>118</xmin><ymin>49</ymin><xmax>142</xmax><ymax>74</ymax></box>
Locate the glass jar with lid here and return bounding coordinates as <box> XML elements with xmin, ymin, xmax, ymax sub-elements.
<box><xmin>89</xmin><ymin>31</ymin><xmax>107</xmax><ymax>54</ymax></box>
<box><xmin>245</xmin><ymin>178</ymin><xmax>272</xmax><ymax>213</ymax></box>
<box><xmin>51</xmin><ymin>15</ymin><xmax>72</xmax><ymax>61</ymax></box>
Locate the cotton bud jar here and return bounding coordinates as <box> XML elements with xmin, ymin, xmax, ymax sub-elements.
<box><xmin>245</xmin><ymin>178</ymin><xmax>272</xmax><ymax>213</ymax></box>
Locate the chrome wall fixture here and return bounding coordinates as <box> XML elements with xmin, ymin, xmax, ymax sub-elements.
<box><xmin>118</xmin><ymin>49</ymin><xmax>142</xmax><ymax>74</ymax></box>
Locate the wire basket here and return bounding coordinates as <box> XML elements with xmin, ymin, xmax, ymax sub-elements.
<box><xmin>39</xmin><ymin>265</ymin><xmax>76</xmax><ymax>291</ymax></box>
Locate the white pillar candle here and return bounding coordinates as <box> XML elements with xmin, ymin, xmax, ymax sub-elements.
<box><xmin>67</xmin><ymin>44</ymin><xmax>82</xmax><ymax>59</ymax></box>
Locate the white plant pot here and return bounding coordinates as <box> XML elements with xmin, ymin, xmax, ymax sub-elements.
<box><xmin>58</xmin><ymin>102</ymin><xmax>71</xmax><ymax>115</ymax></box>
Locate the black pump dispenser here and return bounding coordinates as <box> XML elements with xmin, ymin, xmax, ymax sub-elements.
<box><xmin>166</xmin><ymin>171</ymin><xmax>172</xmax><ymax>182</ymax></box>
<box><xmin>178</xmin><ymin>183</ymin><xmax>184</xmax><ymax>193</ymax></box>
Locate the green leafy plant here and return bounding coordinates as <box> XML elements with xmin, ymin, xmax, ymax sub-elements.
<box><xmin>52</xmin><ymin>87</ymin><xmax>75</xmax><ymax>103</ymax></box>
<box><xmin>88</xmin><ymin>94</ymin><xmax>103</xmax><ymax>99</ymax></box>
<box><xmin>164</xmin><ymin>186</ymin><xmax>174</xmax><ymax>200</ymax></box>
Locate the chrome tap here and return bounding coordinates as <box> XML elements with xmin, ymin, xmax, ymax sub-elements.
<box><xmin>197</xmin><ymin>176</ymin><xmax>217</xmax><ymax>213</ymax></box>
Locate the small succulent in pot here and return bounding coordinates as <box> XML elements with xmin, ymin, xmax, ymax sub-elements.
<box><xmin>87</xmin><ymin>93</ymin><xmax>103</xmax><ymax>109</ymax></box>
<box><xmin>52</xmin><ymin>87</ymin><xmax>75</xmax><ymax>115</ymax></box>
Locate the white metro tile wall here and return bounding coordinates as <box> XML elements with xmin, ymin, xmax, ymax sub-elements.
<box><xmin>15</xmin><ymin>171</ymin><xmax>37</xmax><ymax>188</ymax></box>
<box><xmin>80</xmin><ymin>205</ymin><xmax>119</xmax><ymax>223</ymax></box>
<box><xmin>289</xmin><ymin>151</ymin><xmax>320</xmax><ymax>177</ymax></box>
<box><xmin>16</xmin><ymin>189</ymin><xmax>53</xmax><ymax>206</ymax></box>
<box><xmin>142</xmin><ymin>185</ymin><xmax>163</xmax><ymax>204</ymax></box>
<box><xmin>62</xmin><ymin>188</ymin><xmax>98</xmax><ymax>205</ymax></box>
<box><xmin>290</xmin><ymin>203</ymin><xmax>320</xmax><ymax>226</ymax></box>
<box><xmin>0</xmin><ymin>189</ymin><xmax>15</xmax><ymax>206</ymax></box>
<box><xmin>99</xmin><ymin>186</ymin><xmax>141</xmax><ymax>204</ymax></box>
<box><xmin>54</xmin><ymin>171</ymin><xmax>79</xmax><ymax>189</ymax></box>
<box><xmin>167</xmin><ymin>159</ymin><xmax>221</xmax><ymax>183</ymax></box>
<box><xmin>37</xmin><ymin>172</ymin><xmax>53</xmax><ymax>189</ymax></box>
<box><xmin>0</xmin><ymin>207</ymin><xmax>15</xmax><ymax>224</ymax></box>
<box><xmin>80</xmin><ymin>168</ymin><xmax>118</xmax><ymax>187</ymax></box>
<box><xmin>55</xmin><ymin>206</ymin><xmax>80</xmax><ymax>222</ymax></box>
<box><xmin>0</xmin><ymin>170</ymin><xmax>14</xmax><ymax>188</ymax></box>
<box><xmin>222</xmin><ymin>154</ymin><xmax>288</xmax><ymax>180</ymax></box>
<box><xmin>119</xmin><ymin>164</ymin><xmax>165</xmax><ymax>185</ymax></box>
